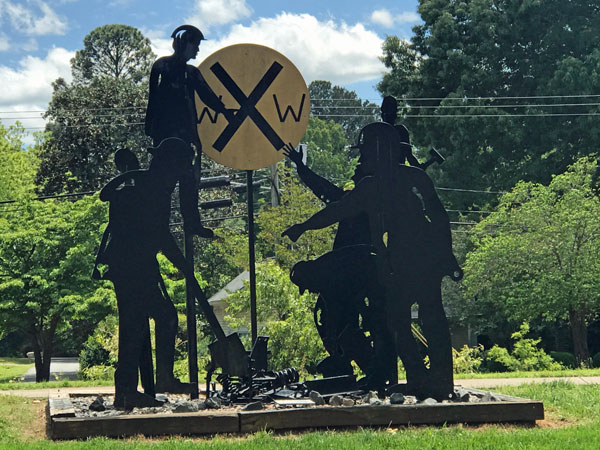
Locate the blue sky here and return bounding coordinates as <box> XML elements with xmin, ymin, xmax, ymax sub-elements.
<box><xmin>0</xmin><ymin>0</ymin><xmax>421</xmax><ymax>133</ymax></box>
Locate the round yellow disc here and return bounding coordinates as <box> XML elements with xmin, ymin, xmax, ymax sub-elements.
<box><xmin>196</xmin><ymin>44</ymin><xmax>310</xmax><ymax>170</ymax></box>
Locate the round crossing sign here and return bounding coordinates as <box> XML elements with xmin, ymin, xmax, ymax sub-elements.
<box><xmin>195</xmin><ymin>44</ymin><xmax>310</xmax><ymax>170</ymax></box>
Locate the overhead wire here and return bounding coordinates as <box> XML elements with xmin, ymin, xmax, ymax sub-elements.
<box><xmin>3</xmin><ymin>92</ymin><xmax>600</xmax><ymax>117</ymax></box>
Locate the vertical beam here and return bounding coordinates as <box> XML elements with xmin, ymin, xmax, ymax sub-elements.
<box><xmin>184</xmin><ymin>231</ymin><xmax>199</xmax><ymax>399</ymax></box>
<box><xmin>247</xmin><ymin>170</ymin><xmax>258</xmax><ymax>344</ymax></box>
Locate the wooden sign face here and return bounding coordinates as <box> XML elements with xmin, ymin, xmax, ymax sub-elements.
<box><xmin>196</xmin><ymin>44</ymin><xmax>310</xmax><ymax>170</ymax></box>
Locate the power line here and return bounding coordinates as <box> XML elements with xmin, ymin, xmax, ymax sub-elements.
<box><xmin>10</xmin><ymin>112</ymin><xmax>600</xmax><ymax>130</ymax></box>
<box><xmin>3</xmin><ymin>93</ymin><xmax>600</xmax><ymax>115</ymax></box>
<box><xmin>312</xmin><ymin>94</ymin><xmax>600</xmax><ymax>101</ymax></box>
<box><xmin>4</xmin><ymin>101</ymin><xmax>599</xmax><ymax>122</ymax></box>
<box><xmin>0</xmin><ymin>191</ymin><xmax>97</xmax><ymax>205</ymax></box>
<box><xmin>446</xmin><ymin>209</ymin><xmax>492</xmax><ymax>214</ymax></box>
<box><xmin>313</xmin><ymin>102</ymin><xmax>600</xmax><ymax>110</ymax></box>
<box><xmin>437</xmin><ymin>187</ymin><xmax>505</xmax><ymax>194</ymax></box>
<box><xmin>0</xmin><ymin>184</ymin><xmax>506</xmax><ymax>207</ymax></box>
<box><xmin>315</xmin><ymin>112</ymin><xmax>600</xmax><ymax>118</ymax></box>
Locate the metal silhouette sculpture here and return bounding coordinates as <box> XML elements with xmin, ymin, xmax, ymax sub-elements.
<box><xmin>283</xmin><ymin>97</ymin><xmax>447</xmax><ymax>393</ymax></box>
<box><xmin>95</xmin><ymin>137</ymin><xmax>300</xmax><ymax>406</ymax></box>
<box><xmin>95</xmin><ymin>139</ymin><xmax>199</xmax><ymax>408</ymax></box>
<box><xmin>145</xmin><ymin>24</ymin><xmax>232</xmax><ymax>238</ymax></box>
<box><xmin>283</xmin><ymin>141</ymin><xmax>396</xmax><ymax>389</ymax></box>
<box><xmin>283</xmin><ymin>120</ymin><xmax>462</xmax><ymax>400</ymax></box>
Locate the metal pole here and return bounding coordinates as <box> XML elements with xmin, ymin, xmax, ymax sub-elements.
<box><xmin>247</xmin><ymin>170</ymin><xmax>258</xmax><ymax>344</ymax></box>
<box><xmin>270</xmin><ymin>163</ymin><xmax>280</xmax><ymax>207</ymax></box>
<box><xmin>184</xmin><ymin>231</ymin><xmax>199</xmax><ymax>399</ymax></box>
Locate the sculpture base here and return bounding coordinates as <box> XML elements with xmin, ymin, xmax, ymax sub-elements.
<box><xmin>48</xmin><ymin>388</ymin><xmax>544</xmax><ymax>440</ymax></box>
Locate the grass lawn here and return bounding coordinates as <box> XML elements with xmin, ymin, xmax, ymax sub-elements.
<box><xmin>454</xmin><ymin>367</ymin><xmax>600</xmax><ymax>379</ymax></box>
<box><xmin>1</xmin><ymin>381</ymin><xmax>599</xmax><ymax>448</ymax></box>
<box><xmin>0</xmin><ymin>357</ymin><xmax>33</xmax><ymax>383</ymax></box>
<box><xmin>0</xmin><ymin>379</ymin><xmax>113</xmax><ymax>391</ymax></box>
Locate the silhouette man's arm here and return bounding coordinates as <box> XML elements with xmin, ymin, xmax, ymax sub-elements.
<box><xmin>282</xmin><ymin>178</ymin><xmax>372</xmax><ymax>242</ymax></box>
<box><xmin>283</xmin><ymin>143</ymin><xmax>344</xmax><ymax>203</ymax></box>
<box><xmin>190</xmin><ymin>67</ymin><xmax>233</xmax><ymax>121</ymax></box>
<box><xmin>145</xmin><ymin>60</ymin><xmax>163</xmax><ymax>137</ymax></box>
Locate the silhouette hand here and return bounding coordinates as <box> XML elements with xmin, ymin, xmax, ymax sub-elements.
<box><xmin>224</xmin><ymin>108</ymin><xmax>237</xmax><ymax>122</ymax></box>
<box><xmin>282</xmin><ymin>142</ymin><xmax>303</xmax><ymax>166</ymax></box>
<box><xmin>281</xmin><ymin>224</ymin><xmax>304</xmax><ymax>242</ymax></box>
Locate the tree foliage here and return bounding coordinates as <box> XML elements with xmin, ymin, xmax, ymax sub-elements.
<box><xmin>379</xmin><ymin>0</ymin><xmax>600</xmax><ymax>209</ymax></box>
<box><xmin>309</xmin><ymin>80</ymin><xmax>379</xmax><ymax>144</ymax></box>
<box><xmin>225</xmin><ymin>260</ymin><xmax>326</xmax><ymax>374</ymax></box>
<box><xmin>302</xmin><ymin>116</ymin><xmax>354</xmax><ymax>185</ymax></box>
<box><xmin>0</xmin><ymin>124</ymin><xmax>38</xmax><ymax>202</ymax></box>
<box><xmin>463</xmin><ymin>156</ymin><xmax>600</xmax><ymax>364</ymax></box>
<box><xmin>256</xmin><ymin>167</ymin><xmax>336</xmax><ymax>268</ymax></box>
<box><xmin>36</xmin><ymin>77</ymin><xmax>150</xmax><ymax>194</ymax></box>
<box><xmin>71</xmin><ymin>24</ymin><xmax>154</xmax><ymax>85</ymax></box>
<box><xmin>36</xmin><ymin>25</ymin><xmax>154</xmax><ymax>195</ymax></box>
<box><xmin>0</xmin><ymin>196</ymin><xmax>114</xmax><ymax>380</ymax></box>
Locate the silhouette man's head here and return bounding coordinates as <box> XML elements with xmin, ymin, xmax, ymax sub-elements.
<box><xmin>171</xmin><ymin>25</ymin><xmax>205</xmax><ymax>60</ymax></box>
<box><xmin>381</xmin><ymin>96</ymin><xmax>398</xmax><ymax>125</ymax></box>
<box><xmin>114</xmin><ymin>149</ymin><xmax>140</xmax><ymax>173</ymax></box>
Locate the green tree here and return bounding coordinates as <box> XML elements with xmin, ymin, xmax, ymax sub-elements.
<box><xmin>0</xmin><ymin>124</ymin><xmax>38</xmax><ymax>202</ymax></box>
<box><xmin>302</xmin><ymin>116</ymin><xmax>353</xmax><ymax>185</ymax></box>
<box><xmin>36</xmin><ymin>25</ymin><xmax>154</xmax><ymax>195</ymax></box>
<box><xmin>379</xmin><ymin>0</ymin><xmax>600</xmax><ymax>210</ymax></box>
<box><xmin>36</xmin><ymin>77</ymin><xmax>150</xmax><ymax>194</ymax></box>
<box><xmin>309</xmin><ymin>80</ymin><xmax>379</xmax><ymax>143</ymax></box>
<box><xmin>463</xmin><ymin>156</ymin><xmax>600</xmax><ymax>364</ymax></box>
<box><xmin>71</xmin><ymin>24</ymin><xmax>154</xmax><ymax>84</ymax></box>
<box><xmin>225</xmin><ymin>260</ymin><xmax>326</xmax><ymax>374</ymax></box>
<box><xmin>0</xmin><ymin>196</ymin><xmax>114</xmax><ymax>381</ymax></box>
<box><xmin>256</xmin><ymin>167</ymin><xmax>336</xmax><ymax>268</ymax></box>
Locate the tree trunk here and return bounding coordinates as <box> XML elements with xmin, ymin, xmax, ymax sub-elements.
<box><xmin>30</xmin><ymin>316</ymin><xmax>59</xmax><ymax>382</ymax></box>
<box><xmin>568</xmin><ymin>307</ymin><xmax>590</xmax><ymax>366</ymax></box>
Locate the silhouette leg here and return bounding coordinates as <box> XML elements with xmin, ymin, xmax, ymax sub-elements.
<box><xmin>419</xmin><ymin>283</ymin><xmax>453</xmax><ymax>400</ymax></box>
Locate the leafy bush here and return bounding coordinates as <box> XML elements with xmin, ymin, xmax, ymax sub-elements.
<box><xmin>80</xmin><ymin>365</ymin><xmax>115</xmax><ymax>381</ymax></box>
<box><xmin>226</xmin><ymin>261</ymin><xmax>327</xmax><ymax>376</ymax></box>
<box><xmin>79</xmin><ymin>335</ymin><xmax>111</xmax><ymax>370</ymax></box>
<box><xmin>483</xmin><ymin>323</ymin><xmax>563</xmax><ymax>372</ymax></box>
<box><xmin>453</xmin><ymin>345</ymin><xmax>483</xmax><ymax>374</ymax></box>
<box><xmin>483</xmin><ymin>345</ymin><xmax>515</xmax><ymax>372</ymax></box>
<box><xmin>592</xmin><ymin>352</ymin><xmax>600</xmax><ymax>368</ymax></box>
<box><xmin>550</xmin><ymin>351</ymin><xmax>577</xmax><ymax>369</ymax></box>
<box><xmin>78</xmin><ymin>315</ymin><xmax>118</xmax><ymax>370</ymax></box>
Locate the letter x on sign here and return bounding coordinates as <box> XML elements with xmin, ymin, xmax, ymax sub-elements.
<box><xmin>210</xmin><ymin>61</ymin><xmax>286</xmax><ymax>152</ymax></box>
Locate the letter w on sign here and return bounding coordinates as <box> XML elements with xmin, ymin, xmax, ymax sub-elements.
<box><xmin>210</xmin><ymin>61</ymin><xmax>285</xmax><ymax>152</ymax></box>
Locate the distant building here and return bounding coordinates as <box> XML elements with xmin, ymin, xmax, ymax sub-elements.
<box><xmin>207</xmin><ymin>270</ymin><xmax>249</xmax><ymax>336</ymax></box>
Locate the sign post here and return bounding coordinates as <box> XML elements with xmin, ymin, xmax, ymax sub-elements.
<box><xmin>196</xmin><ymin>44</ymin><xmax>310</xmax><ymax>343</ymax></box>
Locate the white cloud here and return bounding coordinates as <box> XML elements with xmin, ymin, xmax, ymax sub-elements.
<box><xmin>0</xmin><ymin>0</ymin><xmax>68</xmax><ymax>36</ymax></box>
<box><xmin>396</xmin><ymin>12</ymin><xmax>420</xmax><ymax>23</ymax></box>
<box><xmin>184</xmin><ymin>13</ymin><xmax>385</xmax><ymax>86</ymax></box>
<box><xmin>371</xmin><ymin>9</ymin><xmax>394</xmax><ymax>28</ymax></box>
<box><xmin>370</xmin><ymin>8</ymin><xmax>420</xmax><ymax>28</ymax></box>
<box><xmin>0</xmin><ymin>33</ymin><xmax>10</xmax><ymax>52</ymax></box>
<box><xmin>0</xmin><ymin>47</ymin><xmax>73</xmax><ymax>131</ymax></box>
<box><xmin>186</xmin><ymin>0</ymin><xmax>252</xmax><ymax>32</ymax></box>
<box><xmin>143</xmin><ymin>28</ymin><xmax>173</xmax><ymax>58</ymax></box>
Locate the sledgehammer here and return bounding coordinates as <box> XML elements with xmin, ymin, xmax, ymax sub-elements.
<box><xmin>420</xmin><ymin>148</ymin><xmax>445</xmax><ymax>171</ymax></box>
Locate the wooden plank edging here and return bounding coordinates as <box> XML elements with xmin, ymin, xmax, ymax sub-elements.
<box><xmin>49</xmin><ymin>396</ymin><xmax>544</xmax><ymax>439</ymax></box>
<box><xmin>238</xmin><ymin>402</ymin><xmax>544</xmax><ymax>433</ymax></box>
<box><xmin>51</xmin><ymin>411</ymin><xmax>240</xmax><ymax>440</ymax></box>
